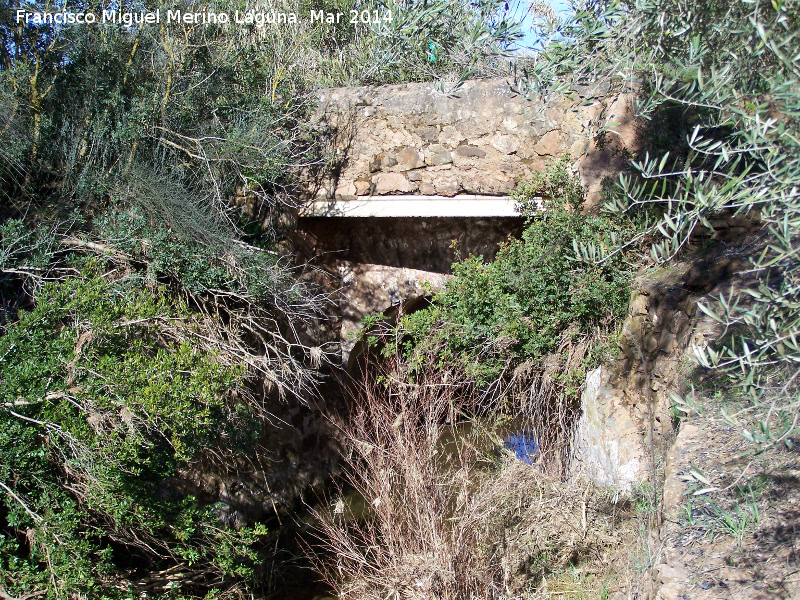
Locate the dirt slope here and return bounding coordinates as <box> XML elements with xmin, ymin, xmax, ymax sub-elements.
<box><xmin>654</xmin><ymin>410</ymin><xmax>800</xmax><ymax>600</ymax></box>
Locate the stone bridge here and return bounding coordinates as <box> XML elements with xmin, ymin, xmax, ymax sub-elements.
<box><xmin>295</xmin><ymin>78</ymin><xmax>638</xmax><ymax>363</ymax></box>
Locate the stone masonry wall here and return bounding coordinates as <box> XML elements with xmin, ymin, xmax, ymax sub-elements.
<box><xmin>306</xmin><ymin>77</ymin><xmax>639</xmax><ymax>206</ymax></box>
<box><xmin>297</xmin><ymin>77</ymin><xmax>639</xmax><ymax>364</ymax></box>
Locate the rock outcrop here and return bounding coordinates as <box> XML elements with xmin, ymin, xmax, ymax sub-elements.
<box><xmin>572</xmin><ymin>241</ymin><xmax>757</xmax><ymax>489</ymax></box>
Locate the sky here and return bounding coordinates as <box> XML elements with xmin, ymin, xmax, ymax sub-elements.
<box><xmin>514</xmin><ymin>0</ymin><xmax>574</xmax><ymax>52</ymax></box>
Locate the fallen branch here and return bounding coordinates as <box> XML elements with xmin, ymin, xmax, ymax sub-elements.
<box><xmin>0</xmin><ymin>589</ymin><xmax>47</xmax><ymax>600</ymax></box>
<box><xmin>60</xmin><ymin>237</ymin><xmax>132</xmax><ymax>261</ymax></box>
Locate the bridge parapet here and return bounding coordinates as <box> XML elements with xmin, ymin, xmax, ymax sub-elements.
<box><xmin>305</xmin><ymin>77</ymin><xmax>638</xmax><ymax>212</ymax></box>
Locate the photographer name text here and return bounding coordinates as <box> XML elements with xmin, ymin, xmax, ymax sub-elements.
<box><xmin>15</xmin><ymin>8</ymin><xmax>392</xmax><ymax>27</ymax></box>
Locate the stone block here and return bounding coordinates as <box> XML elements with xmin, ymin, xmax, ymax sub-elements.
<box><xmin>659</xmin><ymin>331</ymin><xmax>677</xmax><ymax>354</ymax></box>
<box><xmin>657</xmin><ymin>565</ymin><xmax>689</xmax><ymax>586</ymax></box>
<box><xmin>425</xmin><ymin>145</ymin><xmax>453</xmax><ymax>166</ymax></box>
<box><xmin>577</xmin><ymin>101</ymin><xmax>604</xmax><ymax>123</ymax></box>
<box><xmin>372</xmin><ymin>172</ymin><xmax>411</xmax><ymax>194</ymax></box>
<box><xmin>439</xmin><ymin>125</ymin><xmax>465</xmax><ymax>147</ymax></box>
<box><xmin>454</xmin><ymin>145</ymin><xmax>487</xmax><ymax>158</ymax></box>
<box><xmin>490</xmin><ymin>133</ymin><xmax>519</xmax><ymax>154</ymax></box>
<box><xmin>643</xmin><ymin>332</ymin><xmax>660</xmax><ymax>354</ymax></box>
<box><xmin>684</xmin><ymin>297</ymin><xmax>697</xmax><ymax>316</ymax></box>
<box><xmin>630</xmin><ymin>293</ymin><xmax>650</xmax><ymax>316</ymax></box>
<box><xmin>670</xmin><ymin>311</ymin><xmax>690</xmax><ymax>338</ymax></box>
<box><xmin>431</xmin><ymin>175</ymin><xmax>460</xmax><ymax>196</ymax></box>
<box><xmin>569</xmin><ymin>138</ymin><xmax>590</xmax><ymax>158</ymax></box>
<box><xmin>414</xmin><ymin>126</ymin><xmax>439</xmax><ymax>143</ymax></box>
<box><xmin>464</xmin><ymin>170</ymin><xmax>515</xmax><ymax>195</ymax></box>
<box><xmin>535</xmin><ymin>129</ymin><xmax>563</xmax><ymax>155</ymax></box>
<box><xmin>354</xmin><ymin>180</ymin><xmax>371</xmax><ymax>196</ymax></box>
<box><xmin>501</xmin><ymin>115</ymin><xmax>523</xmax><ymax>132</ymax></box>
<box><xmin>619</xmin><ymin>337</ymin><xmax>635</xmax><ymax>362</ymax></box>
<box><xmin>395</xmin><ymin>147</ymin><xmax>424</xmax><ymax>170</ymax></box>
<box><xmin>571</xmin><ymin>367</ymin><xmax>644</xmax><ymax>489</ymax></box>
<box><xmin>369</xmin><ymin>153</ymin><xmax>392</xmax><ymax>173</ymax></box>
<box><xmin>334</xmin><ymin>181</ymin><xmax>357</xmax><ymax>199</ymax></box>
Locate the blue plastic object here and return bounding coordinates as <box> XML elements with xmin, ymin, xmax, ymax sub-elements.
<box><xmin>503</xmin><ymin>433</ymin><xmax>539</xmax><ymax>465</ymax></box>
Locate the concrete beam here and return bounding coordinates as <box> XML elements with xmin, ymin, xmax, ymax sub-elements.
<box><xmin>300</xmin><ymin>194</ymin><xmax>520</xmax><ymax>218</ymax></box>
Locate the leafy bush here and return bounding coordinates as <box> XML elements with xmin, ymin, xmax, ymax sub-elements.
<box><xmin>0</xmin><ymin>259</ymin><xmax>270</xmax><ymax>596</ymax></box>
<box><xmin>399</xmin><ymin>163</ymin><xmax>637</xmax><ymax>384</ymax></box>
<box><xmin>513</xmin><ymin>155</ymin><xmax>584</xmax><ymax>214</ymax></box>
<box><xmin>0</xmin><ymin>0</ymin><xmax>532</xmax><ymax>595</ymax></box>
<box><xmin>351</xmin><ymin>0</ymin><xmax>523</xmax><ymax>86</ymax></box>
<box><xmin>524</xmin><ymin>0</ymin><xmax>800</xmax><ymax>449</ymax></box>
<box><xmin>94</xmin><ymin>203</ymin><xmax>302</xmax><ymax>304</ymax></box>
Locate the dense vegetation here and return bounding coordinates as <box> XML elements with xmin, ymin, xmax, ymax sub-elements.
<box><xmin>0</xmin><ymin>259</ymin><xmax>262</xmax><ymax>594</ymax></box>
<box><xmin>330</xmin><ymin>0</ymin><xmax>800</xmax><ymax>594</ymax></box>
<box><xmin>1</xmin><ymin>0</ymin><xmax>798</xmax><ymax>596</ymax></box>
<box><xmin>522</xmin><ymin>0</ymin><xmax>800</xmax><ymax>449</ymax></box>
<box><xmin>398</xmin><ymin>158</ymin><xmax>638</xmax><ymax>385</ymax></box>
<box><xmin>0</xmin><ymin>0</ymin><xmax>523</xmax><ymax>596</ymax></box>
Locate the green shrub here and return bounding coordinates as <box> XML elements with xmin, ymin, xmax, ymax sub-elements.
<box><xmin>524</xmin><ymin>0</ymin><xmax>800</xmax><ymax>450</ymax></box>
<box><xmin>0</xmin><ymin>259</ymin><xmax>266</xmax><ymax>596</ymax></box>
<box><xmin>94</xmin><ymin>203</ymin><xmax>302</xmax><ymax>304</ymax></box>
<box><xmin>399</xmin><ymin>164</ymin><xmax>637</xmax><ymax>384</ymax></box>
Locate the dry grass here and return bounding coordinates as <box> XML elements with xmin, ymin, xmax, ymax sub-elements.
<box><xmin>503</xmin><ymin>325</ymin><xmax>602</xmax><ymax>470</ymax></box>
<box><xmin>312</xmin><ymin>358</ymin><xmax>635</xmax><ymax>600</ymax></box>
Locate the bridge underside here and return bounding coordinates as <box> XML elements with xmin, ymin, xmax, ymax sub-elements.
<box><xmin>297</xmin><ymin>216</ymin><xmax>523</xmax><ymax>362</ymax></box>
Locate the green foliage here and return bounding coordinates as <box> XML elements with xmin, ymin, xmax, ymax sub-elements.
<box><xmin>0</xmin><ymin>0</ymin><xmax>528</xmax><ymax>595</ymax></box>
<box><xmin>0</xmin><ymin>259</ymin><xmax>266</xmax><ymax>596</ymax></box>
<box><xmin>358</xmin><ymin>0</ymin><xmax>523</xmax><ymax>85</ymax></box>
<box><xmin>512</xmin><ymin>155</ymin><xmax>584</xmax><ymax>214</ymax></box>
<box><xmin>400</xmin><ymin>166</ymin><xmax>637</xmax><ymax>384</ymax></box>
<box><xmin>94</xmin><ymin>204</ymin><xmax>302</xmax><ymax>305</ymax></box>
<box><xmin>525</xmin><ymin>0</ymin><xmax>800</xmax><ymax>449</ymax></box>
<box><xmin>680</xmin><ymin>472</ymin><xmax>763</xmax><ymax>548</ymax></box>
<box><xmin>0</xmin><ymin>220</ymin><xmax>52</xmax><ymax>271</ymax></box>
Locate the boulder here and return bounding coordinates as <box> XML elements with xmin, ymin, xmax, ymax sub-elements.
<box><xmin>572</xmin><ymin>367</ymin><xmax>644</xmax><ymax>490</ymax></box>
